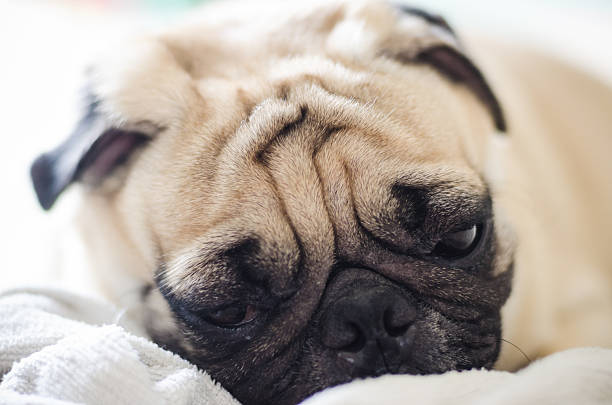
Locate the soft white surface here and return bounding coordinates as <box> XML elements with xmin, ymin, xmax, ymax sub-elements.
<box><xmin>304</xmin><ymin>348</ymin><xmax>612</xmax><ymax>405</ymax></box>
<box><xmin>0</xmin><ymin>288</ymin><xmax>239</xmax><ymax>405</ymax></box>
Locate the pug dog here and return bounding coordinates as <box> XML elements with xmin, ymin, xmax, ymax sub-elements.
<box><xmin>29</xmin><ymin>1</ymin><xmax>612</xmax><ymax>404</ymax></box>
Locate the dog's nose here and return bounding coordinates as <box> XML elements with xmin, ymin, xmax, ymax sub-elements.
<box><xmin>321</xmin><ymin>287</ymin><xmax>417</xmax><ymax>376</ymax></box>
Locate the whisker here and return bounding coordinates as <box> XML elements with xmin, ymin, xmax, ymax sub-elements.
<box><xmin>501</xmin><ymin>338</ymin><xmax>531</xmax><ymax>364</ymax></box>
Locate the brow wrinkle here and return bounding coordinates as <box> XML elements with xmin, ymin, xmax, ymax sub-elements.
<box><xmin>255</xmin><ymin>105</ymin><xmax>308</xmax><ymax>165</ymax></box>
<box><xmin>312</xmin><ymin>126</ymin><xmax>344</xmax><ymax>271</ymax></box>
<box><xmin>254</xmin><ymin>160</ymin><xmax>305</xmax><ymax>290</ymax></box>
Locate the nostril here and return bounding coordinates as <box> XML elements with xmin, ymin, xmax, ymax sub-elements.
<box><xmin>322</xmin><ymin>320</ymin><xmax>367</xmax><ymax>352</ymax></box>
<box><xmin>338</xmin><ymin>323</ymin><xmax>367</xmax><ymax>353</ymax></box>
<box><xmin>383</xmin><ymin>306</ymin><xmax>416</xmax><ymax>337</ymax></box>
<box><xmin>321</xmin><ymin>300</ymin><xmax>361</xmax><ymax>349</ymax></box>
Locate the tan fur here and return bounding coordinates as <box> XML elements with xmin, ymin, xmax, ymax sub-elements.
<box><xmin>468</xmin><ymin>39</ymin><xmax>612</xmax><ymax>369</ymax></box>
<box><xmin>71</xmin><ymin>0</ymin><xmax>612</xmax><ymax>373</ymax></box>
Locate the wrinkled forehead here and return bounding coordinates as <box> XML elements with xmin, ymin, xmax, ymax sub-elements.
<box><xmin>241</xmin><ymin>74</ymin><xmax>485</xmax><ymax>168</ymax></box>
<box><xmin>157</xmin><ymin>0</ymin><xmax>498</xmax><ymax>168</ymax></box>
<box><xmin>189</xmin><ymin>57</ymin><xmax>494</xmax><ymax>180</ymax></box>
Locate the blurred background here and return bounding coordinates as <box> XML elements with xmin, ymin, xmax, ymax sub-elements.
<box><xmin>1</xmin><ymin>0</ymin><xmax>611</xmax><ymax>292</ymax></box>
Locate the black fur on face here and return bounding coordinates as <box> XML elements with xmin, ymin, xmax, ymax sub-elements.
<box><xmin>148</xmin><ymin>185</ymin><xmax>513</xmax><ymax>405</ymax></box>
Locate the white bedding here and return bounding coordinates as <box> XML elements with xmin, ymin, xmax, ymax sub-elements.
<box><xmin>1</xmin><ymin>289</ymin><xmax>611</xmax><ymax>405</ymax></box>
<box><xmin>0</xmin><ymin>289</ymin><xmax>238</xmax><ymax>405</ymax></box>
<box><xmin>304</xmin><ymin>348</ymin><xmax>612</xmax><ymax>405</ymax></box>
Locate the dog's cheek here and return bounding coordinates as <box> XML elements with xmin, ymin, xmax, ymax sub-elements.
<box><xmin>412</xmin><ymin>307</ymin><xmax>503</xmax><ymax>372</ymax></box>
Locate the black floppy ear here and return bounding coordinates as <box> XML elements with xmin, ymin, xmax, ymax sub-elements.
<box><xmin>30</xmin><ymin>94</ymin><xmax>154</xmax><ymax>210</ymax></box>
<box><xmin>393</xmin><ymin>6</ymin><xmax>506</xmax><ymax>132</ymax></box>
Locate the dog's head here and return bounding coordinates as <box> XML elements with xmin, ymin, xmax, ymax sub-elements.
<box><xmin>31</xmin><ymin>1</ymin><xmax>514</xmax><ymax>404</ymax></box>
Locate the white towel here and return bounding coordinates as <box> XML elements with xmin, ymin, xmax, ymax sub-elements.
<box><xmin>303</xmin><ymin>347</ymin><xmax>612</xmax><ymax>405</ymax></box>
<box><xmin>0</xmin><ymin>289</ymin><xmax>239</xmax><ymax>405</ymax></box>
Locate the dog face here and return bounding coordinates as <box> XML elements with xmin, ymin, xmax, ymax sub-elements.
<box><xmin>31</xmin><ymin>1</ymin><xmax>514</xmax><ymax>404</ymax></box>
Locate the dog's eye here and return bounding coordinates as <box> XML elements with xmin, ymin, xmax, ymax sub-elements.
<box><xmin>206</xmin><ymin>304</ymin><xmax>259</xmax><ymax>328</ymax></box>
<box><xmin>432</xmin><ymin>224</ymin><xmax>482</xmax><ymax>259</ymax></box>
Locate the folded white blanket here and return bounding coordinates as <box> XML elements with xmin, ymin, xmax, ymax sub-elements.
<box><xmin>304</xmin><ymin>347</ymin><xmax>612</xmax><ymax>405</ymax></box>
<box><xmin>0</xmin><ymin>289</ymin><xmax>239</xmax><ymax>405</ymax></box>
<box><xmin>1</xmin><ymin>289</ymin><xmax>611</xmax><ymax>405</ymax></box>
